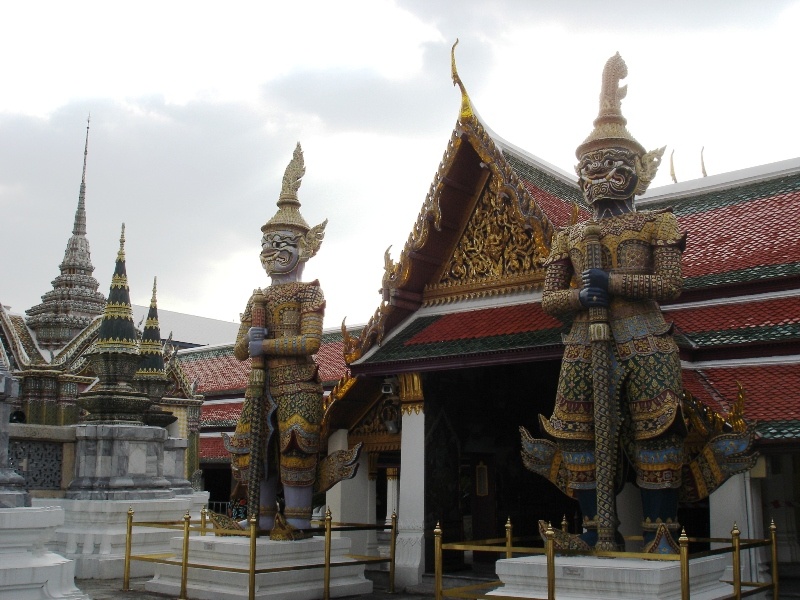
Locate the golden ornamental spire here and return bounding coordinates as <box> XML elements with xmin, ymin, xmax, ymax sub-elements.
<box><xmin>262</xmin><ymin>142</ymin><xmax>312</xmax><ymax>234</ymax></box>
<box><xmin>280</xmin><ymin>142</ymin><xmax>305</xmax><ymax>203</ymax></box>
<box><xmin>117</xmin><ymin>223</ymin><xmax>126</xmax><ymax>261</ymax></box>
<box><xmin>597</xmin><ymin>52</ymin><xmax>628</xmax><ymax>124</ymax></box>
<box><xmin>576</xmin><ymin>53</ymin><xmax>645</xmax><ymax>158</ymax></box>
<box><xmin>451</xmin><ymin>39</ymin><xmax>474</xmax><ymax>120</ymax></box>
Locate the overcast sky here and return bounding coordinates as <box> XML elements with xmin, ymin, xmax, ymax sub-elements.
<box><xmin>2</xmin><ymin>1</ymin><xmax>799</xmax><ymax>333</ymax></box>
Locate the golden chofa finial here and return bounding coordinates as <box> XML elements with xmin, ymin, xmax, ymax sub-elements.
<box><xmin>701</xmin><ymin>146</ymin><xmax>708</xmax><ymax>177</ymax></box>
<box><xmin>451</xmin><ymin>39</ymin><xmax>474</xmax><ymax>120</ymax></box>
<box><xmin>670</xmin><ymin>150</ymin><xmax>678</xmax><ymax>183</ymax></box>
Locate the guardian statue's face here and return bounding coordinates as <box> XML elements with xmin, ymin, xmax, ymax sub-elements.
<box><xmin>260</xmin><ymin>229</ymin><xmax>302</xmax><ymax>276</ymax></box>
<box><xmin>577</xmin><ymin>147</ymin><xmax>639</xmax><ymax>205</ymax></box>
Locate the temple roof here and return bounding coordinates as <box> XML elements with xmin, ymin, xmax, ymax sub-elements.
<box><xmin>175</xmin><ymin>325</ymin><xmax>358</xmax><ymax>398</ymax></box>
<box><xmin>682</xmin><ymin>360</ymin><xmax>800</xmax><ymax>443</ymax></box>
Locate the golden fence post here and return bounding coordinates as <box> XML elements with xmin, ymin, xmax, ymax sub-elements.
<box><xmin>179</xmin><ymin>511</ymin><xmax>191</xmax><ymax>600</ymax></box>
<box><xmin>248</xmin><ymin>515</ymin><xmax>257</xmax><ymax>600</ymax></box>
<box><xmin>679</xmin><ymin>528</ymin><xmax>690</xmax><ymax>600</ymax></box>
<box><xmin>770</xmin><ymin>519</ymin><xmax>779</xmax><ymax>600</ymax></box>
<box><xmin>732</xmin><ymin>522</ymin><xmax>741</xmax><ymax>600</ymax></box>
<box><xmin>545</xmin><ymin>523</ymin><xmax>555</xmax><ymax>600</ymax></box>
<box><xmin>200</xmin><ymin>507</ymin><xmax>207</xmax><ymax>537</ymax></box>
<box><xmin>389</xmin><ymin>511</ymin><xmax>397</xmax><ymax>594</ymax></box>
<box><xmin>561</xmin><ymin>514</ymin><xmax>568</xmax><ymax>533</ymax></box>
<box><xmin>324</xmin><ymin>508</ymin><xmax>333</xmax><ymax>600</ymax></box>
<box><xmin>434</xmin><ymin>521</ymin><xmax>443</xmax><ymax>600</ymax></box>
<box><xmin>505</xmin><ymin>517</ymin><xmax>513</xmax><ymax>559</ymax></box>
<box><xmin>123</xmin><ymin>506</ymin><xmax>133</xmax><ymax>591</ymax></box>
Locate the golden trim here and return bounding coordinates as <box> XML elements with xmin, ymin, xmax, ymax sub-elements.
<box><xmin>401</xmin><ymin>402</ymin><xmax>423</xmax><ymax>416</ymax></box>
<box><xmin>398</xmin><ymin>373</ymin><xmax>423</xmax><ymax>402</ymax></box>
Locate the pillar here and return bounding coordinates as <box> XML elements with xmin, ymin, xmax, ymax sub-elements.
<box><xmin>395</xmin><ymin>372</ymin><xmax>425</xmax><ymax>589</ymax></box>
<box><xmin>326</xmin><ymin>429</ymin><xmax>370</xmax><ymax>555</ymax></box>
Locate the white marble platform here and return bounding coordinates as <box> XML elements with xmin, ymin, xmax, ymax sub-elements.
<box><xmin>145</xmin><ymin>534</ymin><xmax>373</xmax><ymax>600</ymax></box>
<box><xmin>492</xmin><ymin>554</ymin><xmax>739</xmax><ymax>600</ymax></box>
<box><xmin>0</xmin><ymin>506</ymin><xmax>89</xmax><ymax>599</ymax></box>
<box><xmin>33</xmin><ymin>496</ymin><xmax>193</xmax><ymax>579</ymax></box>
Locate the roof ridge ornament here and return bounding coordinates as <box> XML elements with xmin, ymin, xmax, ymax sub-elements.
<box><xmin>450</xmin><ymin>39</ymin><xmax>474</xmax><ymax>121</ymax></box>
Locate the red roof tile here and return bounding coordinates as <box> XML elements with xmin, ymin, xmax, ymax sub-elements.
<box><xmin>200</xmin><ymin>435</ymin><xmax>230</xmax><ymax>461</ymax></box>
<box><xmin>406</xmin><ymin>303</ymin><xmax>562</xmax><ymax>346</ymax></box>
<box><xmin>315</xmin><ymin>340</ymin><xmax>348</xmax><ymax>383</ymax></box>
<box><xmin>678</xmin><ymin>191</ymin><xmax>800</xmax><ymax>279</ymax></box>
<box><xmin>682</xmin><ymin>363</ymin><xmax>800</xmax><ymax>423</ymax></box>
<box><xmin>521</xmin><ymin>181</ymin><xmax>590</xmax><ymax>228</ymax></box>
<box><xmin>181</xmin><ymin>352</ymin><xmax>250</xmax><ymax>394</ymax></box>
<box><xmin>667</xmin><ymin>295</ymin><xmax>800</xmax><ymax>333</ymax></box>
<box><xmin>201</xmin><ymin>402</ymin><xmax>242</xmax><ymax>427</ymax></box>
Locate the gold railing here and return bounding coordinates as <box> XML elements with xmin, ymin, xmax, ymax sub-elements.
<box><xmin>434</xmin><ymin>518</ymin><xmax>779</xmax><ymax>600</ymax></box>
<box><xmin>123</xmin><ymin>507</ymin><xmax>397</xmax><ymax>600</ymax></box>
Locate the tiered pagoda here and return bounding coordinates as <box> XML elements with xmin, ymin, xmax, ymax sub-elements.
<box><xmin>25</xmin><ymin>119</ymin><xmax>106</xmax><ymax>350</ymax></box>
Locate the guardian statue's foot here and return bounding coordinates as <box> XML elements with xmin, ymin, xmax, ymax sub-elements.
<box><xmin>208</xmin><ymin>512</ymin><xmax>245</xmax><ymax>536</ymax></box>
<box><xmin>270</xmin><ymin>512</ymin><xmax>311</xmax><ymax>541</ymax></box>
<box><xmin>538</xmin><ymin>520</ymin><xmax>591</xmax><ymax>551</ymax></box>
<box><xmin>643</xmin><ymin>522</ymin><xmax>680</xmax><ymax>554</ymax></box>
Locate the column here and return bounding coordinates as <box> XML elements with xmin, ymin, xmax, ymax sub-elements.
<box><xmin>385</xmin><ymin>467</ymin><xmax>400</xmax><ymax>527</ymax></box>
<box><xmin>326</xmin><ymin>429</ymin><xmax>370</xmax><ymax>555</ymax></box>
<box><xmin>395</xmin><ymin>372</ymin><xmax>425</xmax><ymax>589</ymax></box>
<box><xmin>710</xmin><ymin>470</ymin><xmax>768</xmax><ymax>582</ymax></box>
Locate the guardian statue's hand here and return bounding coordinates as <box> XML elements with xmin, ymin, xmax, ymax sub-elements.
<box><xmin>579</xmin><ymin>287</ymin><xmax>609</xmax><ymax>308</ymax></box>
<box><xmin>248</xmin><ymin>327</ymin><xmax>267</xmax><ymax>357</ymax></box>
<box><xmin>581</xmin><ymin>268</ymin><xmax>609</xmax><ymax>291</ymax></box>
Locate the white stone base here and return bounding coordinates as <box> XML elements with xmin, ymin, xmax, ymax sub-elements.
<box><xmin>0</xmin><ymin>506</ymin><xmax>89</xmax><ymax>599</ymax></box>
<box><xmin>493</xmin><ymin>554</ymin><xmax>739</xmax><ymax>600</ymax></box>
<box><xmin>33</xmin><ymin>496</ymin><xmax>192</xmax><ymax>579</ymax></box>
<box><xmin>145</xmin><ymin>535</ymin><xmax>373</xmax><ymax>600</ymax></box>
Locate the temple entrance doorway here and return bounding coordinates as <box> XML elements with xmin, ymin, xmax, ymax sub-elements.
<box><xmin>422</xmin><ymin>360</ymin><xmax>578</xmax><ymax>573</ymax></box>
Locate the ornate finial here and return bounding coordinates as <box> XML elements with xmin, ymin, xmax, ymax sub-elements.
<box><xmin>262</xmin><ymin>143</ymin><xmax>312</xmax><ymax>234</ymax></box>
<box><xmin>82</xmin><ymin>115</ymin><xmax>90</xmax><ymax>185</ymax></box>
<box><xmin>151</xmin><ymin>276</ymin><xmax>157</xmax><ymax>305</ymax></box>
<box><xmin>576</xmin><ymin>53</ymin><xmax>645</xmax><ymax>159</ymax></box>
<box><xmin>598</xmin><ymin>52</ymin><xmax>628</xmax><ymax>123</ymax></box>
<box><xmin>118</xmin><ymin>223</ymin><xmax>126</xmax><ymax>261</ymax></box>
<box><xmin>670</xmin><ymin>149</ymin><xmax>677</xmax><ymax>183</ymax></box>
<box><xmin>260</xmin><ymin>144</ymin><xmax>327</xmax><ymax>261</ymax></box>
<box><xmin>280</xmin><ymin>142</ymin><xmax>305</xmax><ymax>202</ymax></box>
<box><xmin>451</xmin><ymin>39</ymin><xmax>474</xmax><ymax>120</ymax></box>
<box><xmin>701</xmin><ymin>146</ymin><xmax>708</xmax><ymax>177</ymax></box>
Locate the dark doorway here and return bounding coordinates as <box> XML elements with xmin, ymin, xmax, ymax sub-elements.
<box><xmin>422</xmin><ymin>360</ymin><xmax>578</xmax><ymax>573</ymax></box>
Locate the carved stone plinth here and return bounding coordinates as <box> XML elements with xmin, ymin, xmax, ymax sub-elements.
<box><xmin>66</xmin><ymin>424</ymin><xmax>173</xmax><ymax>500</ymax></box>
<box><xmin>0</xmin><ymin>399</ymin><xmax>29</xmax><ymax>509</ymax></box>
<box><xmin>145</xmin><ymin>535</ymin><xmax>372</xmax><ymax>599</ymax></box>
<box><xmin>0</xmin><ymin>506</ymin><xmax>89</xmax><ymax>599</ymax></box>
<box><xmin>33</xmin><ymin>497</ymin><xmax>192</xmax><ymax>580</ymax></box>
<box><xmin>492</xmin><ymin>554</ymin><xmax>737</xmax><ymax>600</ymax></box>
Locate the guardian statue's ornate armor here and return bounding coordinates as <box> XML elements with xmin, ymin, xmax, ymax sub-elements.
<box><xmin>521</xmin><ymin>54</ymin><xmax>756</xmax><ymax>554</ymax></box>
<box><xmin>232</xmin><ymin>280</ymin><xmax>325</xmax><ymax>488</ymax></box>
<box><xmin>219</xmin><ymin>143</ymin><xmax>348</xmax><ymax>539</ymax></box>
